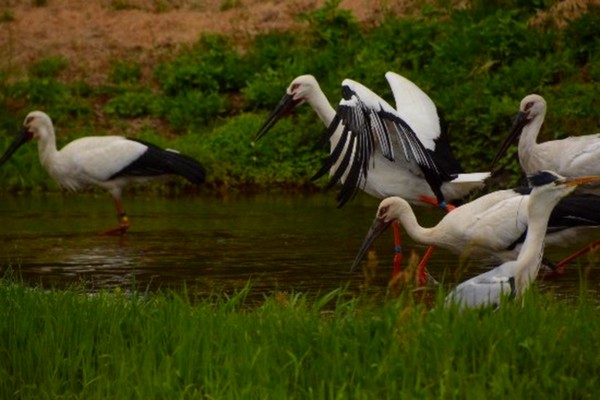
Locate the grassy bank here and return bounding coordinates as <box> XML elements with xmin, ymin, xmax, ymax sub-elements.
<box><xmin>1</xmin><ymin>280</ymin><xmax>599</xmax><ymax>399</ymax></box>
<box><xmin>0</xmin><ymin>1</ymin><xmax>598</xmax><ymax>193</ymax></box>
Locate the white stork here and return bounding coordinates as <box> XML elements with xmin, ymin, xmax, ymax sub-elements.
<box><xmin>255</xmin><ymin>73</ymin><xmax>490</xmax><ymax>208</ymax></box>
<box><xmin>350</xmin><ymin>174</ymin><xmax>600</xmax><ymax>278</ymax></box>
<box><xmin>444</xmin><ymin>171</ymin><xmax>600</xmax><ymax>310</ymax></box>
<box><xmin>0</xmin><ymin>111</ymin><xmax>206</xmax><ymax>235</ymax></box>
<box><xmin>492</xmin><ymin>94</ymin><xmax>600</xmax><ymax>191</ymax></box>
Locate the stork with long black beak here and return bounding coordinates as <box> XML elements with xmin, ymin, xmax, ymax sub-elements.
<box><xmin>492</xmin><ymin>94</ymin><xmax>600</xmax><ymax>190</ymax></box>
<box><xmin>255</xmin><ymin>73</ymin><xmax>490</xmax><ymax>207</ymax></box>
<box><xmin>254</xmin><ymin>73</ymin><xmax>490</xmax><ymax>280</ymax></box>
<box><xmin>350</xmin><ymin>174</ymin><xmax>600</xmax><ymax>283</ymax></box>
<box><xmin>444</xmin><ymin>171</ymin><xmax>600</xmax><ymax>310</ymax></box>
<box><xmin>0</xmin><ymin>111</ymin><xmax>206</xmax><ymax>235</ymax></box>
<box><xmin>491</xmin><ymin>94</ymin><xmax>600</xmax><ymax>271</ymax></box>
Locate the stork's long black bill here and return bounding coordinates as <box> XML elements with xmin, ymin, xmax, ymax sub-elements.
<box><xmin>349</xmin><ymin>218</ymin><xmax>393</xmax><ymax>274</ymax></box>
<box><xmin>254</xmin><ymin>93</ymin><xmax>301</xmax><ymax>142</ymax></box>
<box><xmin>490</xmin><ymin>111</ymin><xmax>529</xmax><ymax>170</ymax></box>
<box><xmin>0</xmin><ymin>128</ymin><xmax>32</xmax><ymax>166</ymax></box>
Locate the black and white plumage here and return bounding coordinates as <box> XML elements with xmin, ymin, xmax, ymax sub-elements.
<box><xmin>255</xmin><ymin>73</ymin><xmax>490</xmax><ymax>208</ymax></box>
<box><xmin>350</xmin><ymin>175</ymin><xmax>600</xmax><ymax>273</ymax></box>
<box><xmin>492</xmin><ymin>94</ymin><xmax>600</xmax><ymax>195</ymax></box>
<box><xmin>312</xmin><ymin>77</ymin><xmax>449</xmax><ymax>207</ymax></box>
<box><xmin>444</xmin><ymin>171</ymin><xmax>600</xmax><ymax>310</ymax></box>
<box><xmin>0</xmin><ymin>111</ymin><xmax>206</xmax><ymax>234</ymax></box>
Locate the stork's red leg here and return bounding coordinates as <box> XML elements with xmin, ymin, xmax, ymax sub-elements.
<box><xmin>417</xmin><ymin>246</ymin><xmax>436</xmax><ymax>286</ymax></box>
<box><xmin>412</xmin><ymin>196</ymin><xmax>456</xmax><ymax>286</ymax></box>
<box><xmin>99</xmin><ymin>197</ymin><xmax>130</xmax><ymax>236</ymax></box>
<box><xmin>544</xmin><ymin>240</ymin><xmax>600</xmax><ymax>278</ymax></box>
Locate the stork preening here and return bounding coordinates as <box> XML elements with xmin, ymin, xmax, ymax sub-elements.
<box><xmin>350</xmin><ymin>176</ymin><xmax>600</xmax><ymax>281</ymax></box>
<box><xmin>0</xmin><ymin>111</ymin><xmax>206</xmax><ymax>235</ymax></box>
<box><xmin>444</xmin><ymin>171</ymin><xmax>600</xmax><ymax>310</ymax></box>
<box><xmin>491</xmin><ymin>94</ymin><xmax>600</xmax><ymax>271</ymax></box>
<box><xmin>254</xmin><ymin>73</ymin><xmax>490</xmax><ymax>279</ymax></box>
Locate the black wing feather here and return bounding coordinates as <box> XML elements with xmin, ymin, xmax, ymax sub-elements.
<box><xmin>325</xmin><ymin>129</ymin><xmax>356</xmax><ymax>191</ymax></box>
<box><xmin>311</xmin><ymin>123</ymin><xmax>351</xmax><ymax>182</ymax></box>
<box><xmin>110</xmin><ymin>138</ymin><xmax>206</xmax><ymax>184</ymax></box>
<box><xmin>313</xmin><ymin>82</ymin><xmax>451</xmax><ymax>207</ymax></box>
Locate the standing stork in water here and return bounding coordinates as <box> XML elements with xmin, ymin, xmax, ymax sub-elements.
<box><xmin>491</xmin><ymin>94</ymin><xmax>600</xmax><ymax>271</ymax></box>
<box><xmin>256</xmin><ymin>73</ymin><xmax>490</xmax><ymax>207</ymax></box>
<box><xmin>0</xmin><ymin>111</ymin><xmax>206</xmax><ymax>235</ymax></box>
<box><xmin>444</xmin><ymin>171</ymin><xmax>600</xmax><ymax>310</ymax></box>
<box><xmin>350</xmin><ymin>178</ymin><xmax>600</xmax><ymax>283</ymax></box>
<box><xmin>254</xmin><ymin>73</ymin><xmax>490</xmax><ymax>280</ymax></box>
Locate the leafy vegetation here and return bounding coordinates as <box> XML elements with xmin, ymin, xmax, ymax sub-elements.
<box><xmin>0</xmin><ymin>1</ymin><xmax>598</xmax><ymax>192</ymax></box>
<box><xmin>1</xmin><ymin>280</ymin><xmax>599</xmax><ymax>399</ymax></box>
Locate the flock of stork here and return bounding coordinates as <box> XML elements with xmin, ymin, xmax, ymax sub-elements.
<box><xmin>1</xmin><ymin>72</ymin><xmax>599</xmax><ymax>310</ymax></box>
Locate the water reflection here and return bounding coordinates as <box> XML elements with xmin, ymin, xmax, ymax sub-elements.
<box><xmin>0</xmin><ymin>192</ymin><xmax>597</xmax><ymax>300</ymax></box>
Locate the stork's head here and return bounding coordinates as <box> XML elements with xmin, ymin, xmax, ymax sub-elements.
<box><xmin>528</xmin><ymin>170</ymin><xmax>600</xmax><ymax>202</ymax></box>
<box><xmin>490</xmin><ymin>94</ymin><xmax>547</xmax><ymax>169</ymax></box>
<box><xmin>349</xmin><ymin>197</ymin><xmax>410</xmax><ymax>274</ymax></box>
<box><xmin>518</xmin><ymin>94</ymin><xmax>546</xmax><ymax>122</ymax></box>
<box><xmin>285</xmin><ymin>75</ymin><xmax>319</xmax><ymax>104</ymax></box>
<box><xmin>254</xmin><ymin>75</ymin><xmax>319</xmax><ymax>142</ymax></box>
<box><xmin>0</xmin><ymin>111</ymin><xmax>52</xmax><ymax>167</ymax></box>
<box><xmin>375</xmin><ymin>197</ymin><xmax>411</xmax><ymax>224</ymax></box>
<box><xmin>23</xmin><ymin>111</ymin><xmax>54</xmax><ymax>140</ymax></box>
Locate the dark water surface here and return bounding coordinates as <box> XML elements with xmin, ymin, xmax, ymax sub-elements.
<box><xmin>0</xmin><ymin>192</ymin><xmax>597</xmax><ymax>300</ymax></box>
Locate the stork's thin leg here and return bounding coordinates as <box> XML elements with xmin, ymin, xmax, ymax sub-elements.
<box><xmin>417</xmin><ymin>246</ymin><xmax>436</xmax><ymax>286</ymax></box>
<box><xmin>412</xmin><ymin>196</ymin><xmax>456</xmax><ymax>286</ymax></box>
<box><xmin>100</xmin><ymin>197</ymin><xmax>130</xmax><ymax>236</ymax></box>
<box><xmin>544</xmin><ymin>240</ymin><xmax>600</xmax><ymax>278</ymax></box>
<box><xmin>391</xmin><ymin>221</ymin><xmax>403</xmax><ymax>280</ymax></box>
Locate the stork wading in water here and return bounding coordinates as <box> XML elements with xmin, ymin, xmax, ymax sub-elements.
<box><xmin>491</xmin><ymin>94</ymin><xmax>600</xmax><ymax>272</ymax></box>
<box><xmin>254</xmin><ymin>73</ymin><xmax>490</xmax><ymax>280</ymax></box>
<box><xmin>350</xmin><ymin>177</ymin><xmax>600</xmax><ymax>283</ymax></box>
<box><xmin>444</xmin><ymin>171</ymin><xmax>600</xmax><ymax>310</ymax></box>
<box><xmin>0</xmin><ymin>111</ymin><xmax>206</xmax><ymax>235</ymax></box>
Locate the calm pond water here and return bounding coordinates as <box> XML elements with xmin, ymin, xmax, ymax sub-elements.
<box><xmin>0</xmin><ymin>192</ymin><xmax>598</xmax><ymax>301</ymax></box>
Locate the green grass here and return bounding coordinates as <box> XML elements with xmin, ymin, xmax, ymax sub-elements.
<box><xmin>1</xmin><ymin>280</ymin><xmax>599</xmax><ymax>399</ymax></box>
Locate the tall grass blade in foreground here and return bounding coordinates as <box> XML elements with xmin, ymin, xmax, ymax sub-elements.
<box><xmin>1</xmin><ymin>281</ymin><xmax>599</xmax><ymax>398</ymax></box>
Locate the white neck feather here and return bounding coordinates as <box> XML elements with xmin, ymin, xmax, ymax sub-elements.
<box><xmin>37</xmin><ymin>125</ymin><xmax>59</xmax><ymax>171</ymax></box>
<box><xmin>304</xmin><ymin>87</ymin><xmax>341</xmax><ymax>151</ymax></box>
<box><xmin>513</xmin><ymin>187</ymin><xmax>560</xmax><ymax>294</ymax></box>
<box><xmin>391</xmin><ymin>199</ymin><xmax>436</xmax><ymax>245</ymax></box>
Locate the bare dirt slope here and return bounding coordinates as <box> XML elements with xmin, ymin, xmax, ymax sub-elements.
<box><xmin>0</xmin><ymin>0</ymin><xmax>415</xmax><ymax>83</ymax></box>
<box><xmin>0</xmin><ymin>0</ymin><xmax>594</xmax><ymax>84</ymax></box>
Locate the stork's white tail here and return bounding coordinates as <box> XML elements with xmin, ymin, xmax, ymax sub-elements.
<box><xmin>451</xmin><ymin>172</ymin><xmax>491</xmax><ymax>183</ymax></box>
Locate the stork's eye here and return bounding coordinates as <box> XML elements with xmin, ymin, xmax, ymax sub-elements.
<box><xmin>524</xmin><ymin>102</ymin><xmax>534</xmax><ymax>111</ymax></box>
<box><xmin>291</xmin><ymin>83</ymin><xmax>300</xmax><ymax>92</ymax></box>
<box><xmin>25</xmin><ymin>116</ymin><xmax>34</xmax><ymax>125</ymax></box>
<box><xmin>378</xmin><ymin>206</ymin><xmax>389</xmax><ymax>217</ymax></box>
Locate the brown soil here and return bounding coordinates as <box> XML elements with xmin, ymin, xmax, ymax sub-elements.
<box><xmin>0</xmin><ymin>0</ymin><xmax>595</xmax><ymax>84</ymax></box>
<box><xmin>0</xmin><ymin>0</ymin><xmax>426</xmax><ymax>84</ymax></box>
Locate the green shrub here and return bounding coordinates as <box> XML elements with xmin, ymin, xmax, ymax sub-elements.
<box><xmin>154</xmin><ymin>35</ymin><xmax>249</xmax><ymax>95</ymax></box>
<box><xmin>104</xmin><ymin>90</ymin><xmax>157</xmax><ymax>118</ymax></box>
<box><xmin>28</xmin><ymin>56</ymin><xmax>69</xmax><ymax>79</ymax></box>
<box><xmin>110</xmin><ymin>60</ymin><xmax>142</xmax><ymax>85</ymax></box>
<box><xmin>155</xmin><ymin>90</ymin><xmax>227</xmax><ymax>130</ymax></box>
<box><xmin>9</xmin><ymin>79</ymin><xmax>69</xmax><ymax>106</ymax></box>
